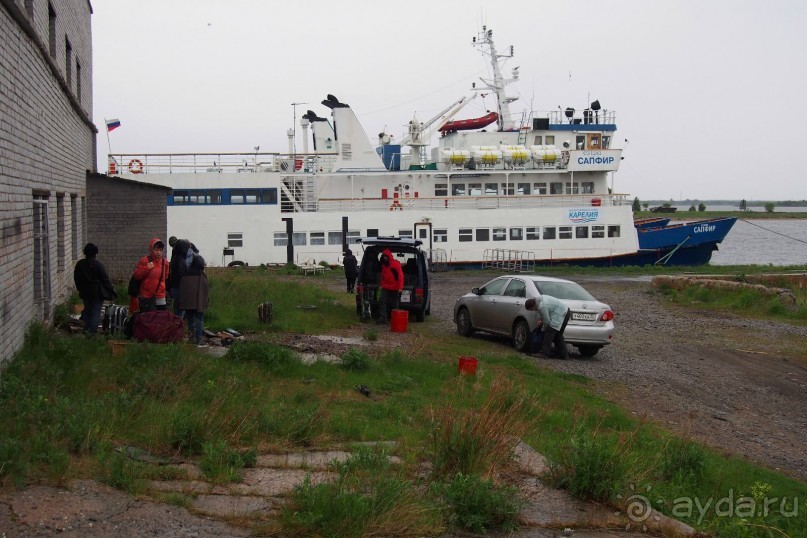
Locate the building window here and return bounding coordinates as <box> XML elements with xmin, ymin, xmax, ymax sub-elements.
<box><xmin>526</xmin><ymin>227</ymin><xmax>540</xmax><ymax>240</ymax></box>
<box><xmin>70</xmin><ymin>195</ymin><xmax>78</xmax><ymax>261</ymax></box>
<box><xmin>459</xmin><ymin>228</ymin><xmax>473</xmax><ymax>242</ymax></box>
<box><xmin>451</xmin><ymin>183</ymin><xmax>466</xmax><ymax>196</ymax></box>
<box><xmin>475</xmin><ymin>228</ymin><xmax>490</xmax><ymax>241</ymax></box>
<box><xmin>575</xmin><ymin>226</ymin><xmax>589</xmax><ymax>239</ymax></box>
<box><xmin>492</xmin><ymin>227</ymin><xmax>506</xmax><ymax>241</ymax></box>
<box><xmin>310</xmin><ymin>232</ymin><xmax>325</xmax><ymax>246</ymax></box>
<box><xmin>227</xmin><ymin>233</ymin><xmax>243</xmax><ymax>248</ymax></box>
<box><xmin>273</xmin><ymin>232</ymin><xmax>287</xmax><ymax>246</ymax></box>
<box><xmin>56</xmin><ymin>194</ymin><xmax>65</xmax><ymax>270</ymax></box>
<box><xmin>533</xmin><ymin>183</ymin><xmax>547</xmax><ymax>195</ymax></box>
<box><xmin>48</xmin><ymin>3</ymin><xmax>56</xmax><ymax>57</ymax></box>
<box><xmin>33</xmin><ymin>196</ymin><xmax>51</xmax><ymax>318</ymax></box>
<box><xmin>509</xmin><ymin>227</ymin><xmax>523</xmax><ymax>240</ymax></box>
<box><xmin>559</xmin><ymin>226</ymin><xmax>573</xmax><ymax>239</ymax></box>
<box><xmin>65</xmin><ymin>37</ymin><xmax>72</xmax><ymax>86</ymax></box>
<box><xmin>435</xmin><ymin>183</ymin><xmax>447</xmax><ymax>196</ymax></box>
<box><xmin>434</xmin><ymin>229</ymin><xmax>448</xmax><ymax>243</ymax></box>
<box><xmin>592</xmin><ymin>225</ymin><xmax>605</xmax><ymax>238</ymax></box>
<box><xmin>543</xmin><ymin>226</ymin><xmax>556</xmax><ymax>240</ymax></box>
<box><xmin>608</xmin><ymin>225</ymin><xmax>621</xmax><ymax>238</ymax></box>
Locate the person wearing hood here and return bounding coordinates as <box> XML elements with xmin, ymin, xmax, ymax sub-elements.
<box><xmin>529</xmin><ymin>294</ymin><xmax>571</xmax><ymax>359</ymax></box>
<box><xmin>377</xmin><ymin>249</ymin><xmax>403</xmax><ymax>323</ymax></box>
<box><xmin>73</xmin><ymin>243</ymin><xmax>117</xmax><ymax>334</ymax></box>
<box><xmin>178</xmin><ymin>252</ymin><xmax>209</xmax><ymax>346</ymax></box>
<box><xmin>132</xmin><ymin>238</ymin><xmax>170</xmax><ymax>313</ymax></box>
<box><xmin>343</xmin><ymin>248</ymin><xmax>358</xmax><ymax>293</ymax></box>
<box><xmin>167</xmin><ymin>236</ymin><xmax>199</xmax><ymax>316</ymax></box>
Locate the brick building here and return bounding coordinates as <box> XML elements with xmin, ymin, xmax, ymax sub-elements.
<box><xmin>0</xmin><ymin>0</ymin><xmax>95</xmax><ymax>365</ymax></box>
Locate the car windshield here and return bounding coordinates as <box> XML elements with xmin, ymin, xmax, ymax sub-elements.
<box><xmin>533</xmin><ymin>280</ymin><xmax>596</xmax><ymax>301</ymax></box>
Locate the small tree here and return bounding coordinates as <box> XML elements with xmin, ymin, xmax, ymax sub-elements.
<box><xmin>688</xmin><ymin>205</ymin><xmax>696</xmax><ymax>212</ymax></box>
<box><xmin>698</xmin><ymin>203</ymin><xmax>706</xmax><ymax>212</ymax></box>
<box><xmin>632</xmin><ymin>197</ymin><xmax>641</xmax><ymax>212</ymax></box>
<box><xmin>765</xmin><ymin>202</ymin><xmax>775</xmax><ymax>213</ymax></box>
<box><xmin>739</xmin><ymin>199</ymin><xmax>747</xmax><ymax>211</ymax></box>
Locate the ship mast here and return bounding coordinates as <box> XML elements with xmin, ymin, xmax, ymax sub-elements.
<box><xmin>473</xmin><ymin>26</ymin><xmax>519</xmax><ymax>131</ymax></box>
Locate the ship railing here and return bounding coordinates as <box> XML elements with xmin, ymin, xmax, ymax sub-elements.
<box><xmin>483</xmin><ymin>249</ymin><xmax>536</xmax><ymax>272</ymax></box>
<box><xmin>313</xmin><ymin>193</ymin><xmax>629</xmax><ymax>213</ymax></box>
<box><xmin>107</xmin><ymin>152</ymin><xmax>338</xmax><ymax>175</ymax></box>
<box><xmin>426</xmin><ymin>248</ymin><xmax>449</xmax><ymax>272</ymax></box>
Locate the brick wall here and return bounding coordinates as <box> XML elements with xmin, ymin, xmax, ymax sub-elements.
<box><xmin>86</xmin><ymin>174</ymin><xmax>170</xmax><ymax>282</ymax></box>
<box><xmin>0</xmin><ymin>0</ymin><xmax>95</xmax><ymax>366</ymax></box>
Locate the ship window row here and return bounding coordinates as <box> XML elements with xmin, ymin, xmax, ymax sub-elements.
<box><xmin>170</xmin><ymin>188</ymin><xmax>278</xmax><ymax>205</ymax></box>
<box><xmin>434</xmin><ymin>181</ymin><xmax>595</xmax><ymax>196</ymax></box>
<box><xmin>455</xmin><ymin>225</ymin><xmax>620</xmax><ymax>242</ymax></box>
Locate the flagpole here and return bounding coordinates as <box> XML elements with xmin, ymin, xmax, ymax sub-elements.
<box><xmin>105</xmin><ymin>117</ymin><xmax>112</xmax><ymax>158</ymax></box>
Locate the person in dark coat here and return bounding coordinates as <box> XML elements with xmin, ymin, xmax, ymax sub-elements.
<box><xmin>178</xmin><ymin>253</ymin><xmax>209</xmax><ymax>346</ymax></box>
<box><xmin>343</xmin><ymin>249</ymin><xmax>358</xmax><ymax>293</ymax></box>
<box><xmin>73</xmin><ymin>243</ymin><xmax>117</xmax><ymax>335</ymax></box>
<box><xmin>167</xmin><ymin>236</ymin><xmax>199</xmax><ymax>317</ymax></box>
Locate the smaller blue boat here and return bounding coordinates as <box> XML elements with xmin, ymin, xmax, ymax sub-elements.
<box><xmin>635</xmin><ymin>216</ymin><xmax>737</xmax><ymax>265</ymax></box>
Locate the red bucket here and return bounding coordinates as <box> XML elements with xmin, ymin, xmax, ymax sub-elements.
<box><xmin>458</xmin><ymin>356</ymin><xmax>478</xmax><ymax>375</ymax></box>
<box><xmin>390</xmin><ymin>309</ymin><xmax>408</xmax><ymax>333</ymax></box>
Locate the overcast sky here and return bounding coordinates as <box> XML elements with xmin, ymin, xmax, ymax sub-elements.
<box><xmin>91</xmin><ymin>0</ymin><xmax>807</xmax><ymax>201</ymax></box>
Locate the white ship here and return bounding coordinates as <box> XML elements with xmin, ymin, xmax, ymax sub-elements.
<box><xmin>108</xmin><ymin>27</ymin><xmax>732</xmax><ymax>269</ymax></box>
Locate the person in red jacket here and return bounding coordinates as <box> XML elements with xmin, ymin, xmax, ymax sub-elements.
<box><xmin>378</xmin><ymin>249</ymin><xmax>403</xmax><ymax>324</ymax></box>
<box><xmin>132</xmin><ymin>238</ymin><xmax>170</xmax><ymax>313</ymax></box>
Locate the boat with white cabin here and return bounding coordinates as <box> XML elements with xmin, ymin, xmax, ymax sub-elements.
<box><xmin>107</xmin><ymin>27</ymin><xmax>734</xmax><ymax>269</ymax></box>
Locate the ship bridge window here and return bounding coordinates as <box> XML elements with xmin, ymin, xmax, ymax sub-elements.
<box><xmin>173</xmin><ymin>190</ymin><xmax>189</xmax><ymax>204</ymax></box>
<box><xmin>592</xmin><ymin>225</ymin><xmax>605</xmax><ymax>238</ymax></box>
<box><xmin>543</xmin><ymin>227</ymin><xmax>556</xmax><ymax>240</ymax></box>
<box><xmin>575</xmin><ymin>135</ymin><xmax>585</xmax><ymax>149</ymax></box>
<box><xmin>367</xmin><ymin>229</ymin><xmax>379</xmax><ymax>237</ymax></box>
<box><xmin>485</xmin><ymin>183</ymin><xmax>498</xmax><ymax>195</ymax></box>
<box><xmin>550</xmin><ymin>182</ymin><xmax>563</xmax><ymax>195</ymax></box>
<box><xmin>452</xmin><ymin>184</ymin><xmax>466</xmax><ymax>196</ymax></box>
<box><xmin>273</xmin><ymin>233</ymin><xmax>287</xmax><ymax>246</ymax></box>
<box><xmin>581</xmin><ymin>182</ymin><xmax>594</xmax><ymax>194</ymax></box>
<box><xmin>533</xmin><ymin>183</ymin><xmax>547</xmax><ymax>195</ymax></box>
<box><xmin>545</xmin><ymin>135</ymin><xmax>555</xmax><ymax>145</ymax></box>
<box><xmin>230</xmin><ymin>188</ymin><xmax>277</xmax><ymax>204</ymax></box>
<box><xmin>608</xmin><ymin>225</ymin><xmax>621</xmax><ymax>238</ymax></box>
<box><xmin>526</xmin><ymin>227</ymin><xmax>540</xmax><ymax>240</ymax></box>
<box><xmin>398</xmin><ymin>229</ymin><xmax>413</xmax><ymax>239</ymax></box>
<box><xmin>435</xmin><ymin>183</ymin><xmax>448</xmax><ymax>196</ymax></box>
<box><xmin>434</xmin><ymin>229</ymin><xmax>448</xmax><ymax>243</ymax></box>
<box><xmin>559</xmin><ymin>226</ymin><xmax>573</xmax><ymax>239</ymax></box>
<box><xmin>348</xmin><ymin>230</ymin><xmax>361</xmax><ymax>244</ymax></box>
<box><xmin>469</xmin><ymin>183</ymin><xmax>482</xmax><ymax>196</ymax></box>
<box><xmin>292</xmin><ymin>232</ymin><xmax>306</xmax><ymax>246</ymax></box>
<box><xmin>565</xmin><ymin>185</ymin><xmax>580</xmax><ymax>195</ymax></box>
<box><xmin>493</xmin><ymin>228</ymin><xmax>506</xmax><ymax>241</ymax></box>
<box><xmin>228</xmin><ymin>233</ymin><xmax>243</xmax><ymax>248</ymax></box>
<box><xmin>587</xmin><ymin>134</ymin><xmax>601</xmax><ymax>150</ymax></box>
<box><xmin>576</xmin><ymin>226</ymin><xmax>589</xmax><ymax>239</ymax></box>
<box><xmin>533</xmin><ymin>135</ymin><xmax>542</xmax><ymax>145</ymax></box>
<box><xmin>602</xmin><ymin>135</ymin><xmax>611</xmax><ymax>149</ymax></box>
<box><xmin>310</xmin><ymin>232</ymin><xmax>325</xmax><ymax>246</ymax></box>
<box><xmin>475</xmin><ymin>228</ymin><xmax>490</xmax><ymax>241</ymax></box>
<box><xmin>517</xmin><ymin>183</ymin><xmax>530</xmax><ymax>195</ymax></box>
<box><xmin>510</xmin><ymin>228</ymin><xmax>523</xmax><ymax>240</ymax></box>
<box><xmin>459</xmin><ymin>228</ymin><xmax>473</xmax><ymax>242</ymax></box>
<box><xmin>500</xmin><ymin>183</ymin><xmax>514</xmax><ymax>195</ymax></box>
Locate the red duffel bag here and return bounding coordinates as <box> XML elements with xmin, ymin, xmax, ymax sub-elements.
<box><xmin>132</xmin><ymin>310</ymin><xmax>186</xmax><ymax>344</ymax></box>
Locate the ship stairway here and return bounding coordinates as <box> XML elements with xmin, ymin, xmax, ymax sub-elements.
<box><xmin>427</xmin><ymin>248</ymin><xmax>448</xmax><ymax>272</ymax></box>
<box><xmin>517</xmin><ymin>110</ymin><xmax>532</xmax><ymax>146</ymax></box>
<box><xmin>482</xmin><ymin>248</ymin><xmax>536</xmax><ymax>272</ymax></box>
<box><xmin>280</xmin><ymin>175</ymin><xmax>318</xmax><ymax>212</ymax></box>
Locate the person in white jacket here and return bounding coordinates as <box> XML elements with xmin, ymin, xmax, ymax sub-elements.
<box><xmin>530</xmin><ymin>294</ymin><xmax>571</xmax><ymax>359</ymax></box>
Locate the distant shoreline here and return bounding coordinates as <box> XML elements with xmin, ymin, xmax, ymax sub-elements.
<box><xmin>633</xmin><ymin>210</ymin><xmax>807</xmax><ymax>220</ymax></box>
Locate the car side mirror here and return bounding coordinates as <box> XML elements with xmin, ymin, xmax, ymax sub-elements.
<box><xmin>472</xmin><ymin>287</ymin><xmax>481</xmax><ymax>295</ymax></box>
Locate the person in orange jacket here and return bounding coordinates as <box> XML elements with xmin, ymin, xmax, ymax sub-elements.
<box><xmin>377</xmin><ymin>249</ymin><xmax>403</xmax><ymax>323</ymax></box>
<box><xmin>132</xmin><ymin>238</ymin><xmax>170</xmax><ymax>313</ymax></box>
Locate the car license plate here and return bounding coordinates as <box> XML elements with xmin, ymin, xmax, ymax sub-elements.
<box><xmin>572</xmin><ymin>312</ymin><xmax>597</xmax><ymax>321</ymax></box>
<box><xmin>400</xmin><ymin>291</ymin><xmax>411</xmax><ymax>303</ymax></box>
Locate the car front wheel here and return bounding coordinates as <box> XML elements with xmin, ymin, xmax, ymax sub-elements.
<box><xmin>456</xmin><ymin>308</ymin><xmax>474</xmax><ymax>337</ymax></box>
<box><xmin>512</xmin><ymin>319</ymin><xmax>531</xmax><ymax>353</ymax></box>
<box><xmin>577</xmin><ymin>345</ymin><xmax>601</xmax><ymax>358</ymax></box>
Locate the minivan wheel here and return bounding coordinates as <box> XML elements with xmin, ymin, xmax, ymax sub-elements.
<box><xmin>513</xmin><ymin>319</ymin><xmax>531</xmax><ymax>353</ymax></box>
<box><xmin>456</xmin><ymin>308</ymin><xmax>474</xmax><ymax>337</ymax></box>
<box><xmin>577</xmin><ymin>345</ymin><xmax>601</xmax><ymax>358</ymax></box>
<box><xmin>414</xmin><ymin>308</ymin><xmax>425</xmax><ymax>322</ymax></box>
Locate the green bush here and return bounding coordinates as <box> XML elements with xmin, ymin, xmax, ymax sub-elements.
<box><xmin>431</xmin><ymin>472</ymin><xmax>523</xmax><ymax>534</ymax></box>
<box><xmin>340</xmin><ymin>348</ymin><xmax>370</xmax><ymax>371</ymax></box>
<box><xmin>661</xmin><ymin>438</ymin><xmax>705</xmax><ymax>482</ymax></box>
<box><xmin>548</xmin><ymin>432</ymin><xmax>630</xmax><ymax>502</ymax></box>
<box><xmin>199</xmin><ymin>439</ymin><xmax>255</xmax><ymax>483</ymax></box>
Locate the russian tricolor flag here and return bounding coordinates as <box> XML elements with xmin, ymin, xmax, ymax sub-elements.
<box><xmin>106</xmin><ymin>118</ymin><xmax>121</xmax><ymax>132</ymax></box>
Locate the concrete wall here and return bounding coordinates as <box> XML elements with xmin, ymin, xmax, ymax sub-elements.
<box><xmin>86</xmin><ymin>174</ymin><xmax>170</xmax><ymax>282</ymax></box>
<box><xmin>0</xmin><ymin>0</ymin><xmax>95</xmax><ymax>365</ymax></box>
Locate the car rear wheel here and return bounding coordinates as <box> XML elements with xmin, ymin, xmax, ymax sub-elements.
<box><xmin>577</xmin><ymin>345</ymin><xmax>601</xmax><ymax>358</ymax></box>
<box><xmin>456</xmin><ymin>308</ymin><xmax>474</xmax><ymax>337</ymax></box>
<box><xmin>512</xmin><ymin>319</ymin><xmax>531</xmax><ymax>353</ymax></box>
<box><xmin>414</xmin><ymin>307</ymin><xmax>425</xmax><ymax>322</ymax></box>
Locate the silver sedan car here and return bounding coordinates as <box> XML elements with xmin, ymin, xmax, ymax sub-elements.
<box><xmin>453</xmin><ymin>275</ymin><xmax>615</xmax><ymax>357</ymax></box>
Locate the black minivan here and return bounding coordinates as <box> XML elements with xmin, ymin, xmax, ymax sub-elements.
<box><xmin>355</xmin><ymin>237</ymin><xmax>431</xmax><ymax>322</ymax></box>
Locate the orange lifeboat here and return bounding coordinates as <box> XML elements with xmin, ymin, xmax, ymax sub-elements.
<box><xmin>439</xmin><ymin>112</ymin><xmax>498</xmax><ymax>132</ymax></box>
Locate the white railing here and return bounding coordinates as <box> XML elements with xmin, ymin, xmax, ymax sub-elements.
<box><xmin>108</xmin><ymin>152</ymin><xmax>338</xmax><ymax>175</ymax></box>
<box><xmin>315</xmin><ymin>194</ymin><xmax>628</xmax><ymax>213</ymax></box>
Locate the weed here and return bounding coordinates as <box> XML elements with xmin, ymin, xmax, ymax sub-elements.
<box><xmin>168</xmin><ymin>406</ymin><xmax>207</xmax><ymax>455</ymax></box>
<box><xmin>661</xmin><ymin>437</ymin><xmax>705</xmax><ymax>482</ymax></box>
<box><xmin>362</xmin><ymin>327</ymin><xmax>379</xmax><ymax>341</ymax></box>
<box><xmin>98</xmin><ymin>450</ymin><xmax>147</xmax><ymax>495</ymax></box>
<box><xmin>199</xmin><ymin>439</ymin><xmax>255</xmax><ymax>483</ymax></box>
<box><xmin>226</xmin><ymin>341</ymin><xmax>303</xmax><ymax>375</ymax></box>
<box><xmin>431</xmin><ymin>472</ymin><xmax>523</xmax><ymax>534</ymax></box>
<box><xmin>340</xmin><ymin>348</ymin><xmax>370</xmax><ymax>371</ymax></box>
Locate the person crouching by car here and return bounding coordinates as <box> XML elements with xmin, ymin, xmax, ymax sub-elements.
<box><xmin>133</xmin><ymin>238</ymin><xmax>170</xmax><ymax>313</ymax></box>
<box><xmin>73</xmin><ymin>242</ymin><xmax>117</xmax><ymax>335</ymax></box>
<box><xmin>529</xmin><ymin>295</ymin><xmax>571</xmax><ymax>359</ymax></box>
<box><xmin>377</xmin><ymin>249</ymin><xmax>403</xmax><ymax>324</ymax></box>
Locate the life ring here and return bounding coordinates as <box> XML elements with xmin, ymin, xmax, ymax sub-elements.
<box><xmin>389</xmin><ymin>200</ymin><xmax>403</xmax><ymax>211</ymax></box>
<box><xmin>128</xmin><ymin>159</ymin><xmax>144</xmax><ymax>174</ymax></box>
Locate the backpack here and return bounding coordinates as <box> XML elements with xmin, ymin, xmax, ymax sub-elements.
<box><xmin>132</xmin><ymin>310</ymin><xmax>185</xmax><ymax>344</ymax></box>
